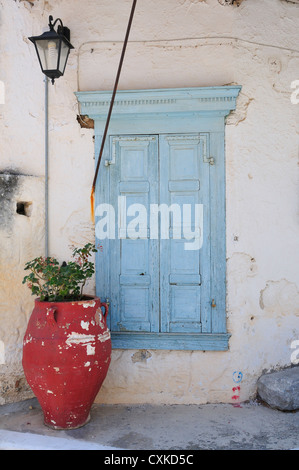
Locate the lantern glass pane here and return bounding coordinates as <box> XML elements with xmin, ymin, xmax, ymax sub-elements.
<box><xmin>58</xmin><ymin>40</ymin><xmax>70</xmax><ymax>74</ymax></box>
<box><xmin>36</xmin><ymin>38</ymin><xmax>60</xmax><ymax>71</ymax></box>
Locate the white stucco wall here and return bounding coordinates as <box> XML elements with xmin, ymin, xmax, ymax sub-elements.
<box><xmin>0</xmin><ymin>0</ymin><xmax>298</xmax><ymax>404</ymax></box>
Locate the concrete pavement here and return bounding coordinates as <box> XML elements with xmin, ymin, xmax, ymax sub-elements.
<box><xmin>0</xmin><ymin>398</ymin><xmax>298</xmax><ymax>450</ymax></box>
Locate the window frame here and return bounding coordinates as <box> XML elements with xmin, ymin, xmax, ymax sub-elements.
<box><xmin>76</xmin><ymin>86</ymin><xmax>241</xmax><ymax>351</ymax></box>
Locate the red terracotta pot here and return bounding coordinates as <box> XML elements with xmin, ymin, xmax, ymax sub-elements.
<box><xmin>22</xmin><ymin>296</ymin><xmax>111</xmax><ymax>430</ymax></box>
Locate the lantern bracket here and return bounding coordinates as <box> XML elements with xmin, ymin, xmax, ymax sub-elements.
<box><xmin>48</xmin><ymin>15</ymin><xmax>71</xmax><ymax>42</ymax></box>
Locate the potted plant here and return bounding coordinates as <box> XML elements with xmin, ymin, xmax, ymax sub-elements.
<box><xmin>22</xmin><ymin>243</ymin><xmax>111</xmax><ymax>430</ymax></box>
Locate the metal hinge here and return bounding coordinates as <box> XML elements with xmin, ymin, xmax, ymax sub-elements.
<box><xmin>203</xmin><ymin>154</ymin><xmax>215</xmax><ymax>165</ymax></box>
<box><xmin>201</xmin><ymin>134</ymin><xmax>215</xmax><ymax>165</ymax></box>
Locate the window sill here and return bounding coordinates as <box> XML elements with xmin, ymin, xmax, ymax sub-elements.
<box><xmin>111</xmin><ymin>332</ymin><xmax>230</xmax><ymax>351</ymax></box>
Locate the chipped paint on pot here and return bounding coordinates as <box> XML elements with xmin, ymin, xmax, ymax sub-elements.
<box><xmin>22</xmin><ymin>296</ymin><xmax>111</xmax><ymax>429</ymax></box>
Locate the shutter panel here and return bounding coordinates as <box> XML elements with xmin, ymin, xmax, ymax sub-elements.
<box><xmin>159</xmin><ymin>134</ymin><xmax>210</xmax><ymax>333</ymax></box>
<box><xmin>109</xmin><ymin>136</ymin><xmax>159</xmax><ymax>332</ymax></box>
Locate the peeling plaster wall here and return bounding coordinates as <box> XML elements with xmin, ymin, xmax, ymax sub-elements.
<box><xmin>0</xmin><ymin>173</ymin><xmax>45</xmax><ymax>404</ymax></box>
<box><xmin>0</xmin><ymin>0</ymin><xmax>298</xmax><ymax>405</ymax></box>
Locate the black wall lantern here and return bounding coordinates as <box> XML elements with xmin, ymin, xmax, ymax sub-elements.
<box><xmin>29</xmin><ymin>16</ymin><xmax>74</xmax><ymax>84</ymax></box>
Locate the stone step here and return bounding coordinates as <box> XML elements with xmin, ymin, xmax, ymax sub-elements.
<box><xmin>257</xmin><ymin>366</ymin><xmax>299</xmax><ymax>411</ymax></box>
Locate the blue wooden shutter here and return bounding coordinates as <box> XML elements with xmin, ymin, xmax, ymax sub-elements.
<box><xmin>108</xmin><ymin>133</ymin><xmax>212</xmax><ymax>335</ymax></box>
<box><xmin>159</xmin><ymin>134</ymin><xmax>211</xmax><ymax>333</ymax></box>
<box><xmin>109</xmin><ymin>136</ymin><xmax>159</xmax><ymax>332</ymax></box>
